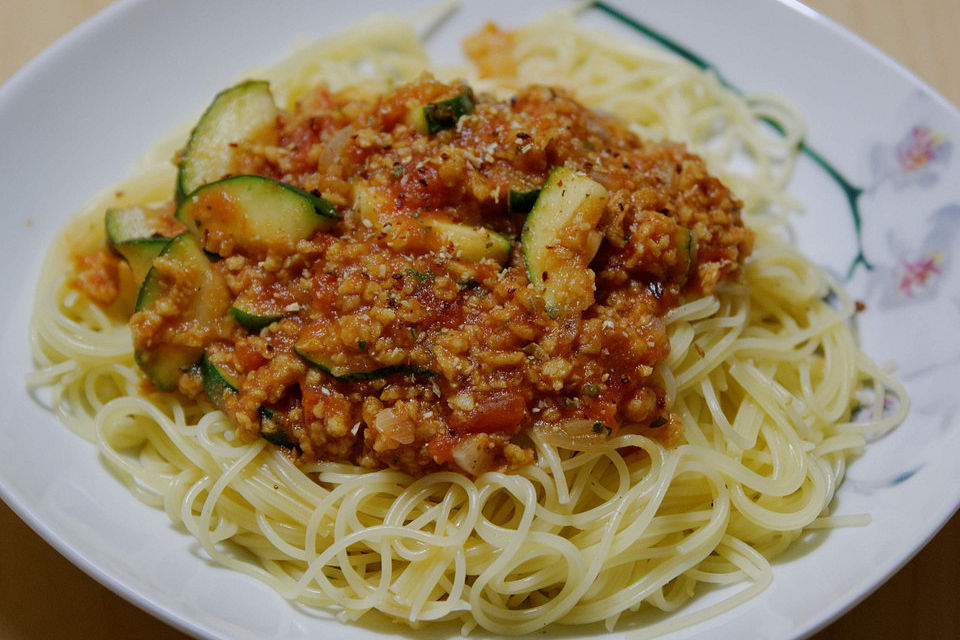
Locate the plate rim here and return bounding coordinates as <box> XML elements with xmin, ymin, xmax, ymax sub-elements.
<box><xmin>2</xmin><ymin>1</ymin><xmax>959</xmax><ymax>639</ymax></box>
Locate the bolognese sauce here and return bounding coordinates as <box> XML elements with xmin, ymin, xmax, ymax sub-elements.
<box><xmin>82</xmin><ymin>73</ymin><xmax>751</xmax><ymax>476</ymax></box>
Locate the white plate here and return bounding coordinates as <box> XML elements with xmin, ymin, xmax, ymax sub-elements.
<box><xmin>2</xmin><ymin>1</ymin><xmax>959</xmax><ymax>638</ymax></box>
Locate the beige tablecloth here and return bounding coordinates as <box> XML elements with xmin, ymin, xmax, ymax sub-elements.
<box><xmin>2</xmin><ymin>1</ymin><xmax>958</xmax><ymax>638</ymax></box>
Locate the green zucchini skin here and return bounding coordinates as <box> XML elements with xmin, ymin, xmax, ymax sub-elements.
<box><xmin>105</xmin><ymin>206</ymin><xmax>166</xmax><ymax>242</ymax></box>
<box><xmin>200</xmin><ymin>352</ymin><xmax>238</xmax><ymax>411</ymax></box>
<box><xmin>411</xmin><ymin>89</ymin><xmax>476</xmax><ymax>135</ymax></box>
<box><xmin>133</xmin><ymin>345</ymin><xmax>204</xmax><ymax>393</ymax></box>
<box><xmin>177</xmin><ymin>80</ymin><xmax>279</xmax><ymax>200</ymax></box>
<box><xmin>508</xmin><ymin>188</ymin><xmax>541</xmax><ymax>214</ymax></box>
<box><xmin>520</xmin><ymin>166</ymin><xmax>608</xmax><ymax>317</ymax></box>
<box><xmin>294</xmin><ymin>344</ymin><xmax>434</xmax><ymax>383</ymax></box>
<box><xmin>229</xmin><ymin>302</ymin><xmax>285</xmax><ymax>332</ymax></box>
<box><xmin>259</xmin><ymin>408</ymin><xmax>298</xmax><ymax>448</ymax></box>
<box><xmin>175</xmin><ymin>175</ymin><xmax>340</xmax><ymax>254</ymax></box>
<box><xmin>279</xmin><ymin>181</ymin><xmax>340</xmax><ymax>221</ymax></box>
<box><xmin>113</xmin><ymin>237</ymin><xmax>169</xmax><ymax>285</ymax></box>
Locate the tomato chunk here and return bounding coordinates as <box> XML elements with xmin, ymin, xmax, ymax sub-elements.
<box><xmin>455</xmin><ymin>390</ymin><xmax>527</xmax><ymax>435</ymax></box>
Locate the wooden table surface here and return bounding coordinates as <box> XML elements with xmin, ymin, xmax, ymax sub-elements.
<box><xmin>2</xmin><ymin>1</ymin><xmax>958</xmax><ymax>638</ymax></box>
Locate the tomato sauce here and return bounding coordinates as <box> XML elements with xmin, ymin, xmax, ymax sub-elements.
<box><xmin>117</xmin><ymin>74</ymin><xmax>750</xmax><ymax>476</ymax></box>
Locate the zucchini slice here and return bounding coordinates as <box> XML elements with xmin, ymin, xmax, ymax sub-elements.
<box><xmin>229</xmin><ymin>294</ymin><xmax>286</xmax><ymax>332</ymax></box>
<box><xmin>176</xmin><ymin>175</ymin><xmax>339</xmax><ymax>254</ymax></box>
<box><xmin>134</xmin><ymin>233</ymin><xmax>229</xmax><ymax>390</ymax></box>
<box><xmin>427</xmin><ymin>221</ymin><xmax>512</xmax><ymax>265</ymax></box>
<box><xmin>410</xmin><ymin>89</ymin><xmax>475</xmax><ymax>135</ymax></box>
<box><xmin>200</xmin><ymin>352</ymin><xmax>238</xmax><ymax>411</ymax></box>
<box><xmin>295</xmin><ymin>344</ymin><xmax>433</xmax><ymax>382</ymax></box>
<box><xmin>177</xmin><ymin>80</ymin><xmax>279</xmax><ymax>199</ymax></box>
<box><xmin>355</xmin><ymin>182</ymin><xmax>509</xmax><ymax>265</ymax></box>
<box><xmin>259</xmin><ymin>408</ymin><xmax>298</xmax><ymax>448</ymax></box>
<box><xmin>673</xmin><ymin>225</ymin><xmax>698</xmax><ymax>283</ymax></box>
<box><xmin>135</xmin><ymin>233</ymin><xmax>223</xmax><ymax>313</ymax></box>
<box><xmin>105</xmin><ymin>207</ymin><xmax>175</xmax><ymax>283</ymax></box>
<box><xmin>521</xmin><ymin>166</ymin><xmax>608</xmax><ymax>316</ymax></box>
<box><xmin>133</xmin><ymin>345</ymin><xmax>203</xmax><ymax>393</ymax></box>
<box><xmin>353</xmin><ymin>182</ymin><xmax>387</xmax><ymax>227</ymax></box>
<box><xmin>105</xmin><ymin>205</ymin><xmax>172</xmax><ymax>241</ymax></box>
<box><xmin>294</xmin><ymin>322</ymin><xmax>433</xmax><ymax>382</ymax></box>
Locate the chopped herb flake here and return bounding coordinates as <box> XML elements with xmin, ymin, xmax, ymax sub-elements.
<box><xmin>405</xmin><ymin>268</ymin><xmax>434</xmax><ymax>288</ymax></box>
<box><xmin>458</xmin><ymin>278</ymin><xmax>482</xmax><ymax>290</ymax></box>
<box><xmin>582</xmin><ymin>383</ymin><xmax>600</xmax><ymax>397</ymax></box>
<box><xmin>592</xmin><ymin>421</ymin><xmax>612</xmax><ymax>436</ymax></box>
<box><xmin>649</xmin><ymin>416</ymin><xmax>668</xmax><ymax>429</ymax></box>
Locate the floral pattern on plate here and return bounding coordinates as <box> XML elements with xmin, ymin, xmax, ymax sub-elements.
<box><xmin>593</xmin><ymin>2</ymin><xmax>959</xmax><ymax>500</ymax></box>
